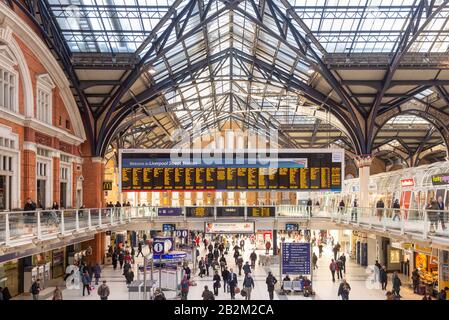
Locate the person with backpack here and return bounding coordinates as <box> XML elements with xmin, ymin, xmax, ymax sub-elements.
<box><xmin>392</xmin><ymin>271</ymin><xmax>402</xmax><ymax>297</ymax></box>
<box><xmin>30</xmin><ymin>278</ymin><xmax>41</xmax><ymax>300</ymax></box>
<box><xmin>81</xmin><ymin>271</ymin><xmax>92</xmax><ymax>296</ymax></box>
<box><xmin>329</xmin><ymin>259</ymin><xmax>337</xmax><ymax>282</ymax></box>
<box><xmin>265</xmin><ymin>271</ymin><xmax>278</xmax><ymax>300</ymax></box>
<box><xmin>97</xmin><ymin>280</ymin><xmax>110</xmax><ymax>300</ymax></box>
<box><xmin>337</xmin><ymin>279</ymin><xmax>351</xmax><ymax>300</ymax></box>
<box><xmin>250</xmin><ymin>250</ymin><xmax>257</xmax><ymax>268</ymax></box>
<box><xmin>180</xmin><ymin>275</ymin><xmax>190</xmax><ymax>300</ymax></box>
<box><xmin>202</xmin><ymin>285</ymin><xmax>215</xmax><ymax>300</ymax></box>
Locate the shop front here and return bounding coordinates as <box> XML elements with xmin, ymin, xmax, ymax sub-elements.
<box><xmin>351</xmin><ymin>231</ymin><xmax>368</xmax><ymax>266</ymax></box>
<box><xmin>255</xmin><ymin>229</ymin><xmax>273</xmax><ymax>250</ymax></box>
<box><xmin>387</xmin><ymin>241</ymin><xmax>412</xmax><ymax>275</ymax></box>
<box><xmin>414</xmin><ymin>244</ymin><xmax>439</xmax><ymax>297</ymax></box>
<box><xmin>0</xmin><ymin>260</ymin><xmax>19</xmax><ymax>297</ymax></box>
<box><xmin>439</xmin><ymin>250</ymin><xmax>449</xmax><ymax>299</ymax></box>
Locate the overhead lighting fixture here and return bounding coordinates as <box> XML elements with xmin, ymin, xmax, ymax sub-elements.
<box><xmin>147</xmin><ymin>66</ymin><xmax>156</xmax><ymax>75</ymax></box>
<box><xmin>307</xmin><ymin>68</ymin><xmax>315</xmax><ymax>75</ymax></box>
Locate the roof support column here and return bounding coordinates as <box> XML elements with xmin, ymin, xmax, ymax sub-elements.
<box><xmin>354</xmin><ymin>155</ymin><xmax>373</xmax><ymax>210</ymax></box>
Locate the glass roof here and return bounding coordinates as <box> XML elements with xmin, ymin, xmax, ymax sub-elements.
<box><xmin>386</xmin><ymin>114</ymin><xmax>430</xmax><ymax>125</ymax></box>
<box><xmin>47</xmin><ymin>0</ymin><xmax>449</xmax><ymax>54</ymax></box>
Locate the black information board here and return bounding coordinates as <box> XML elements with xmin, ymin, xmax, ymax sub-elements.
<box><xmin>186</xmin><ymin>206</ymin><xmax>215</xmax><ymax>218</ymax></box>
<box><xmin>248</xmin><ymin>206</ymin><xmax>276</xmax><ymax>217</ymax></box>
<box><xmin>120</xmin><ymin>149</ymin><xmax>344</xmax><ymax>192</ymax></box>
<box><xmin>216</xmin><ymin>207</ymin><xmax>245</xmax><ymax>217</ymax></box>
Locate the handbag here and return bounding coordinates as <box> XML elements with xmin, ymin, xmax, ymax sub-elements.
<box><xmin>241</xmin><ymin>288</ymin><xmax>247</xmax><ymax>297</ymax></box>
<box><xmin>234</xmin><ymin>287</ymin><xmax>241</xmax><ymax>294</ymax></box>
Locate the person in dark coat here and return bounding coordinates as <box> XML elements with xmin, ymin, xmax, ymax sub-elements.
<box><xmin>222</xmin><ymin>267</ymin><xmax>230</xmax><ymax>293</ymax></box>
<box><xmin>392</xmin><ymin>271</ymin><xmax>402</xmax><ymax>297</ymax></box>
<box><xmin>412</xmin><ymin>269</ymin><xmax>420</xmax><ymax>293</ymax></box>
<box><xmin>213</xmin><ymin>271</ymin><xmax>221</xmax><ymax>296</ymax></box>
<box><xmin>228</xmin><ymin>268</ymin><xmax>238</xmax><ymax>299</ymax></box>
<box><xmin>202</xmin><ymin>285</ymin><xmax>215</xmax><ymax>300</ymax></box>
<box><xmin>93</xmin><ymin>263</ymin><xmax>101</xmax><ymax>285</ymax></box>
<box><xmin>265</xmin><ymin>272</ymin><xmax>278</xmax><ymax>300</ymax></box>
<box><xmin>118</xmin><ymin>252</ymin><xmax>125</xmax><ymax>269</ymax></box>
<box><xmin>126</xmin><ymin>269</ymin><xmax>134</xmax><ymax>285</ymax></box>
<box><xmin>112</xmin><ymin>251</ymin><xmax>118</xmax><ymax>270</ymax></box>
<box><xmin>380</xmin><ymin>266</ymin><xmax>388</xmax><ymax>290</ymax></box>
<box><xmin>243</xmin><ymin>261</ymin><xmax>251</xmax><ymax>276</ymax></box>
<box><xmin>337</xmin><ymin>279</ymin><xmax>351</xmax><ymax>300</ymax></box>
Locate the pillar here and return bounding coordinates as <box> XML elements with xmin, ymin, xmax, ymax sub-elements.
<box><xmin>82</xmin><ymin>157</ymin><xmax>105</xmax><ymax>208</ymax></box>
<box><xmin>83</xmin><ymin>232</ymin><xmax>106</xmax><ymax>265</ymax></box>
<box><xmin>53</xmin><ymin>155</ymin><xmax>60</xmax><ymax>205</ymax></box>
<box><xmin>22</xmin><ymin>149</ymin><xmax>36</xmax><ymax>205</ymax></box>
<box><xmin>355</xmin><ymin>155</ymin><xmax>373</xmax><ymax>208</ymax></box>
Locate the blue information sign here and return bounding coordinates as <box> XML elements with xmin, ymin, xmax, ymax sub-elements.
<box><xmin>281</xmin><ymin>242</ymin><xmax>311</xmax><ymax>275</ymax></box>
<box><xmin>158</xmin><ymin>207</ymin><xmax>183</xmax><ymax>216</ymax></box>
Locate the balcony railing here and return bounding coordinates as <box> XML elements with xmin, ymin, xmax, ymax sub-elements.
<box><xmin>1</xmin><ymin>205</ymin><xmax>448</xmax><ymax>247</ymax></box>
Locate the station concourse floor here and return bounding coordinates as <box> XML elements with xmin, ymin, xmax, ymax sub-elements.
<box><xmin>15</xmin><ymin>241</ymin><xmax>421</xmax><ymax>301</ymax></box>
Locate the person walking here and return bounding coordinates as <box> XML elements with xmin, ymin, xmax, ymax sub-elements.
<box><xmin>374</xmin><ymin>260</ymin><xmax>382</xmax><ymax>283</ymax></box>
<box><xmin>112</xmin><ymin>251</ymin><xmax>118</xmax><ymax>270</ymax></box>
<box><xmin>213</xmin><ymin>271</ymin><xmax>221</xmax><ymax>296</ymax></box>
<box><xmin>97</xmin><ymin>280</ymin><xmax>110</xmax><ymax>300</ymax></box>
<box><xmin>180</xmin><ymin>275</ymin><xmax>190</xmax><ymax>300</ymax></box>
<box><xmin>118</xmin><ymin>251</ymin><xmax>125</xmax><ymax>269</ymax></box>
<box><xmin>318</xmin><ymin>243</ymin><xmax>323</xmax><ymax>258</ymax></box>
<box><xmin>30</xmin><ymin>279</ymin><xmax>41</xmax><ymax>300</ymax></box>
<box><xmin>437</xmin><ymin>196</ymin><xmax>446</xmax><ymax>230</ymax></box>
<box><xmin>351</xmin><ymin>199</ymin><xmax>358</xmax><ymax>222</ymax></box>
<box><xmin>184</xmin><ymin>265</ymin><xmax>191</xmax><ymax>280</ymax></box>
<box><xmin>81</xmin><ymin>271</ymin><xmax>92</xmax><ymax>296</ymax></box>
<box><xmin>136</xmin><ymin>242</ymin><xmax>144</xmax><ymax>257</ymax></box>
<box><xmin>240</xmin><ymin>238</ymin><xmax>246</xmax><ymax>252</ymax></box>
<box><xmin>93</xmin><ymin>263</ymin><xmax>101</xmax><ymax>285</ymax></box>
<box><xmin>392</xmin><ymin>271</ymin><xmax>402</xmax><ymax>297</ymax></box>
<box><xmin>265</xmin><ymin>240</ymin><xmax>271</xmax><ymax>255</ymax></box>
<box><xmin>306</xmin><ymin>198</ymin><xmax>312</xmax><ymax>216</ymax></box>
<box><xmin>380</xmin><ymin>266</ymin><xmax>388</xmax><ymax>290</ymax></box>
<box><xmin>222</xmin><ymin>267</ymin><xmax>230</xmax><ymax>293</ymax></box>
<box><xmin>52</xmin><ymin>286</ymin><xmax>63</xmax><ymax>300</ymax></box>
<box><xmin>339</xmin><ymin>253</ymin><xmax>346</xmax><ymax>273</ymax></box>
<box><xmin>243</xmin><ymin>261</ymin><xmax>251</xmax><ymax>276</ymax></box>
<box><xmin>333</xmin><ymin>242</ymin><xmax>341</xmax><ymax>260</ymax></box>
<box><xmin>329</xmin><ymin>259</ymin><xmax>337</xmax><ymax>282</ymax></box>
<box><xmin>392</xmin><ymin>199</ymin><xmax>401</xmax><ymax>221</ymax></box>
<box><xmin>202</xmin><ymin>285</ymin><xmax>215</xmax><ymax>300</ymax></box>
<box><xmin>376</xmin><ymin>198</ymin><xmax>385</xmax><ymax>221</ymax></box>
<box><xmin>265</xmin><ymin>271</ymin><xmax>278</xmax><ymax>300</ymax></box>
<box><xmin>336</xmin><ymin>259</ymin><xmax>344</xmax><ymax>280</ymax></box>
<box><xmin>250</xmin><ymin>250</ymin><xmax>257</xmax><ymax>268</ymax></box>
<box><xmin>126</xmin><ymin>269</ymin><xmax>134</xmax><ymax>285</ymax></box>
<box><xmin>412</xmin><ymin>268</ymin><xmax>420</xmax><ymax>293</ymax></box>
<box><xmin>337</xmin><ymin>279</ymin><xmax>351</xmax><ymax>300</ymax></box>
<box><xmin>198</xmin><ymin>257</ymin><xmax>206</xmax><ymax>278</ymax></box>
<box><xmin>237</xmin><ymin>255</ymin><xmax>244</xmax><ymax>276</ymax></box>
<box><xmin>242</xmin><ymin>273</ymin><xmax>255</xmax><ymax>300</ymax></box>
<box><xmin>228</xmin><ymin>268</ymin><xmax>238</xmax><ymax>300</ymax></box>
<box><xmin>312</xmin><ymin>252</ymin><xmax>318</xmax><ymax>270</ymax></box>
<box><xmin>427</xmin><ymin>200</ymin><xmax>439</xmax><ymax>233</ymax></box>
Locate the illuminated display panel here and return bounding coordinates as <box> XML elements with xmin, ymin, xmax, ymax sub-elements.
<box><xmin>120</xmin><ymin>149</ymin><xmax>344</xmax><ymax>192</ymax></box>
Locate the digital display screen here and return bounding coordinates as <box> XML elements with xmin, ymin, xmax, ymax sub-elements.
<box><xmin>248</xmin><ymin>206</ymin><xmax>276</xmax><ymax>217</ymax></box>
<box><xmin>185</xmin><ymin>207</ymin><xmax>214</xmax><ymax>217</ymax></box>
<box><xmin>120</xmin><ymin>149</ymin><xmax>344</xmax><ymax>192</ymax></box>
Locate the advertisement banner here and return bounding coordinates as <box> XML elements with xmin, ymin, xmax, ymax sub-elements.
<box><xmin>431</xmin><ymin>173</ymin><xmax>449</xmax><ymax>186</ymax></box>
<box><xmin>204</xmin><ymin>222</ymin><xmax>254</xmax><ymax>234</ymax></box>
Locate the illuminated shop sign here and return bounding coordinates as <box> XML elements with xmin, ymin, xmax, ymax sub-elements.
<box><xmin>400</xmin><ymin>178</ymin><xmax>415</xmax><ymax>188</ymax></box>
<box><xmin>431</xmin><ymin>173</ymin><xmax>449</xmax><ymax>186</ymax></box>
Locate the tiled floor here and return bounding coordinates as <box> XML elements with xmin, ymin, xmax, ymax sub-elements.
<box><xmin>14</xmin><ymin>241</ymin><xmax>423</xmax><ymax>301</ymax></box>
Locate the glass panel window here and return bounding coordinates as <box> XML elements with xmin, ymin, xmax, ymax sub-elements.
<box><xmin>37</xmin><ymin>88</ymin><xmax>51</xmax><ymax>124</ymax></box>
<box><xmin>0</xmin><ymin>68</ymin><xmax>16</xmax><ymax>112</ymax></box>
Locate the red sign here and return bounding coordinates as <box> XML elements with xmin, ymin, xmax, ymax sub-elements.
<box><xmin>400</xmin><ymin>178</ymin><xmax>414</xmax><ymax>188</ymax></box>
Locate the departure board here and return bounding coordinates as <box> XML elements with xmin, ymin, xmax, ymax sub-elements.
<box><xmin>186</xmin><ymin>206</ymin><xmax>214</xmax><ymax>217</ymax></box>
<box><xmin>248</xmin><ymin>206</ymin><xmax>276</xmax><ymax>217</ymax></box>
<box><xmin>120</xmin><ymin>149</ymin><xmax>344</xmax><ymax>192</ymax></box>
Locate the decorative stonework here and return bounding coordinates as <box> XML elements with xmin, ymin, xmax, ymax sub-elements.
<box><xmin>59</xmin><ymin>141</ymin><xmax>72</xmax><ymax>153</ymax></box>
<box><xmin>0</xmin><ymin>26</ymin><xmax>12</xmax><ymax>44</ymax></box>
<box><xmin>35</xmin><ymin>132</ymin><xmax>53</xmax><ymax>147</ymax></box>
<box><xmin>354</xmin><ymin>155</ymin><xmax>373</xmax><ymax>168</ymax></box>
